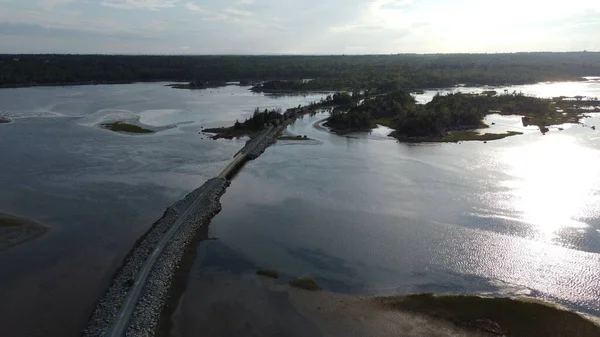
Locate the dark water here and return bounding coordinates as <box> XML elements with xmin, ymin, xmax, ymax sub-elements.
<box><xmin>0</xmin><ymin>83</ymin><xmax>327</xmax><ymax>337</ymax></box>
<box><xmin>1</xmin><ymin>82</ymin><xmax>599</xmax><ymax>337</ymax></box>
<box><xmin>175</xmin><ymin>79</ymin><xmax>600</xmax><ymax>333</ymax></box>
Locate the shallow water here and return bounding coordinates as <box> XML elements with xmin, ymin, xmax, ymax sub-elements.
<box><xmin>178</xmin><ymin>112</ymin><xmax>600</xmax><ymax>315</ymax></box>
<box><xmin>415</xmin><ymin>78</ymin><xmax>600</xmax><ymax>104</ymax></box>
<box><xmin>1</xmin><ymin>81</ymin><xmax>599</xmax><ymax>337</ymax></box>
<box><xmin>175</xmin><ymin>80</ymin><xmax>600</xmax><ymax>335</ymax></box>
<box><xmin>0</xmin><ymin>83</ymin><xmax>327</xmax><ymax>337</ymax></box>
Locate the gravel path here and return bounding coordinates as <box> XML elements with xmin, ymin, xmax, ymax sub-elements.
<box><xmin>84</xmin><ymin>179</ymin><xmax>228</xmax><ymax>337</ymax></box>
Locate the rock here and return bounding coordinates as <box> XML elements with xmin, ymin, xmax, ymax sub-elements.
<box><xmin>470</xmin><ymin>318</ymin><xmax>507</xmax><ymax>335</ymax></box>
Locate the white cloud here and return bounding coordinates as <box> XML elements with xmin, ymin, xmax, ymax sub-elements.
<box><xmin>0</xmin><ymin>0</ymin><xmax>599</xmax><ymax>53</ymax></box>
<box><xmin>184</xmin><ymin>2</ymin><xmax>203</xmax><ymax>12</ymax></box>
<box><xmin>37</xmin><ymin>0</ymin><xmax>73</xmax><ymax>10</ymax></box>
<box><xmin>223</xmin><ymin>8</ymin><xmax>252</xmax><ymax>17</ymax></box>
<box><xmin>101</xmin><ymin>0</ymin><xmax>179</xmax><ymax>10</ymax></box>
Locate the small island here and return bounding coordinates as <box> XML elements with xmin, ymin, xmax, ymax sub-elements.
<box><xmin>101</xmin><ymin>122</ymin><xmax>155</xmax><ymax>134</ymax></box>
<box><xmin>251</xmin><ymin>80</ymin><xmax>341</xmax><ymax>93</ymax></box>
<box><xmin>325</xmin><ymin>89</ymin><xmax>592</xmax><ymax>142</ymax></box>
<box><xmin>203</xmin><ymin>107</ymin><xmax>295</xmax><ymax>139</ymax></box>
<box><xmin>168</xmin><ymin>80</ymin><xmax>229</xmax><ymax>90</ymax></box>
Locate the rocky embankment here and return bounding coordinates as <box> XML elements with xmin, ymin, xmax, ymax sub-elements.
<box><xmin>84</xmin><ymin>117</ymin><xmax>289</xmax><ymax>337</ymax></box>
<box><xmin>84</xmin><ymin>178</ymin><xmax>229</xmax><ymax>337</ymax></box>
<box><xmin>242</xmin><ymin>123</ymin><xmax>289</xmax><ymax>159</ymax></box>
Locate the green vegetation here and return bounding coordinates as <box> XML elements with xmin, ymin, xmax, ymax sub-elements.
<box><xmin>101</xmin><ymin>122</ymin><xmax>154</xmax><ymax>134</ymax></box>
<box><xmin>440</xmin><ymin>131</ymin><xmax>523</xmax><ymax>142</ymax></box>
<box><xmin>327</xmin><ymin>90</ymin><xmax>416</xmax><ymax>132</ymax></box>
<box><xmin>202</xmin><ymin>126</ymin><xmax>256</xmax><ymax>140</ymax></box>
<box><xmin>289</xmin><ymin>278</ymin><xmax>322</xmax><ymax>291</ymax></box>
<box><xmin>2</xmin><ymin>53</ymin><xmax>600</xmax><ymax>89</ymax></box>
<box><xmin>327</xmin><ymin>90</ymin><xmax>586</xmax><ymax>142</ymax></box>
<box><xmin>378</xmin><ymin>294</ymin><xmax>600</xmax><ymax>337</ymax></box>
<box><xmin>256</xmin><ymin>269</ymin><xmax>279</xmax><ymax>279</ymax></box>
<box><xmin>204</xmin><ymin>107</ymin><xmax>286</xmax><ymax>139</ymax></box>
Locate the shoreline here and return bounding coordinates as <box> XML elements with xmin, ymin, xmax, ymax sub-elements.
<box><xmin>171</xmin><ymin>265</ymin><xmax>600</xmax><ymax>337</ymax></box>
<box><xmin>0</xmin><ymin>77</ymin><xmax>589</xmax><ymax>91</ymax></box>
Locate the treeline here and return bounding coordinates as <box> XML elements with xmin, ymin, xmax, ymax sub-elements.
<box><xmin>234</xmin><ymin>107</ymin><xmax>284</xmax><ymax>130</ymax></box>
<box><xmin>1</xmin><ymin>53</ymin><xmax>599</xmax><ymax>89</ymax></box>
<box><xmin>327</xmin><ymin>91</ymin><xmax>555</xmax><ymax>138</ymax></box>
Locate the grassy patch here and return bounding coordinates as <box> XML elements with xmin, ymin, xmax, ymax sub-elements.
<box><xmin>522</xmin><ymin>111</ymin><xmax>582</xmax><ymax>128</ymax></box>
<box><xmin>256</xmin><ymin>269</ymin><xmax>279</xmax><ymax>279</ymax></box>
<box><xmin>289</xmin><ymin>278</ymin><xmax>322</xmax><ymax>291</ymax></box>
<box><xmin>377</xmin><ymin>294</ymin><xmax>600</xmax><ymax>337</ymax></box>
<box><xmin>203</xmin><ymin>127</ymin><xmax>256</xmax><ymax>140</ymax></box>
<box><xmin>441</xmin><ymin>131</ymin><xmax>523</xmax><ymax>142</ymax></box>
<box><xmin>102</xmin><ymin>122</ymin><xmax>154</xmax><ymax>134</ymax></box>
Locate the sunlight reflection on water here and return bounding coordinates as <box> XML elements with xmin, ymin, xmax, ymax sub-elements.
<box><xmin>498</xmin><ymin>136</ymin><xmax>600</xmax><ymax>241</ymax></box>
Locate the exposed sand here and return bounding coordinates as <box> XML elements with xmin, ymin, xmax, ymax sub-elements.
<box><xmin>0</xmin><ymin>213</ymin><xmax>48</xmax><ymax>252</ymax></box>
<box><xmin>169</xmin><ymin>269</ymin><xmax>491</xmax><ymax>337</ymax></box>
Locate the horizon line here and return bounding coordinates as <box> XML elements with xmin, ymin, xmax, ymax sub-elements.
<box><xmin>1</xmin><ymin>51</ymin><xmax>599</xmax><ymax>57</ymax></box>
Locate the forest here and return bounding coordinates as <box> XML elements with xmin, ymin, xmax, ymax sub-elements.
<box><xmin>325</xmin><ymin>90</ymin><xmax>577</xmax><ymax>140</ymax></box>
<box><xmin>1</xmin><ymin>53</ymin><xmax>600</xmax><ymax>89</ymax></box>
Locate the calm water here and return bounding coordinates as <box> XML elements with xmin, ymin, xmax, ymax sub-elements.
<box><xmin>0</xmin><ymin>83</ymin><xmax>328</xmax><ymax>337</ymax></box>
<box><xmin>175</xmin><ymin>79</ymin><xmax>600</xmax><ymax>334</ymax></box>
<box><xmin>1</xmin><ymin>81</ymin><xmax>599</xmax><ymax>337</ymax></box>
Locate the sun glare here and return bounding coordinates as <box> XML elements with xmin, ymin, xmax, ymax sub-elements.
<box><xmin>502</xmin><ymin>136</ymin><xmax>600</xmax><ymax>241</ymax></box>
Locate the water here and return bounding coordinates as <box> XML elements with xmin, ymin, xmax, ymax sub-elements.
<box><xmin>415</xmin><ymin>78</ymin><xmax>600</xmax><ymax>104</ymax></box>
<box><xmin>0</xmin><ymin>83</ymin><xmax>328</xmax><ymax>337</ymax></box>
<box><xmin>1</xmin><ymin>81</ymin><xmax>599</xmax><ymax>337</ymax></box>
<box><xmin>175</xmin><ymin>79</ymin><xmax>600</xmax><ymax>334</ymax></box>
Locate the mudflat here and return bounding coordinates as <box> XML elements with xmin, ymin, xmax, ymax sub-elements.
<box><xmin>170</xmin><ymin>267</ymin><xmax>600</xmax><ymax>337</ymax></box>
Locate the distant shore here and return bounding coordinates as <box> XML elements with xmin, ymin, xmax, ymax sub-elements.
<box><xmin>0</xmin><ymin>213</ymin><xmax>48</xmax><ymax>252</ymax></box>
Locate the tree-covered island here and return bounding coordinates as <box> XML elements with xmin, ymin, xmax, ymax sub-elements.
<box><xmin>325</xmin><ymin>90</ymin><xmax>596</xmax><ymax>142</ymax></box>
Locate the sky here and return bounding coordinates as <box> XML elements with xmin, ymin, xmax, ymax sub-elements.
<box><xmin>0</xmin><ymin>0</ymin><xmax>599</xmax><ymax>54</ymax></box>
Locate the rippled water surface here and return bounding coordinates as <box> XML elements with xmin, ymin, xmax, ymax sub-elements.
<box><xmin>0</xmin><ymin>83</ymin><xmax>328</xmax><ymax>337</ymax></box>
<box><xmin>176</xmin><ymin>79</ymin><xmax>600</xmax><ymax>332</ymax></box>
<box><xmin>1</xmin><ymin>81</ymin><xmax>600</xmax><ymax>337</ymax></box>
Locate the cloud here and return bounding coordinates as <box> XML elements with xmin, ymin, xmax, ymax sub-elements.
<box><xmin>0</xmin><ymin>22</ymin><xmax>163</xmax><ymax>40</ymax></box>
<box><xmin>223</xmin><ymin>7</ymin><xmax>252</xmax><ymax>17</ymax></box>
<box><xmin>37</xmin><ymin>0</ymin><xmax>74</xmax><ymax>10</ymax></box>
<box><xmin>101</xmin><ymin>0</ymin><xmax>179</xmax><ymax>10</ymax></box>
<box><xmin>0</xmin><ymin>0</ymin><xmax>599</xmax><ymax>54</ymax></box>
<box><xmin>379</xmin><ymin>0</ymin><xmax>415</xmax><ymax>9</ymax></box>
<box><xmin>184</xmin><ymin>2</ymin><xmax>203</xmax><ymax>12</ymax></box>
